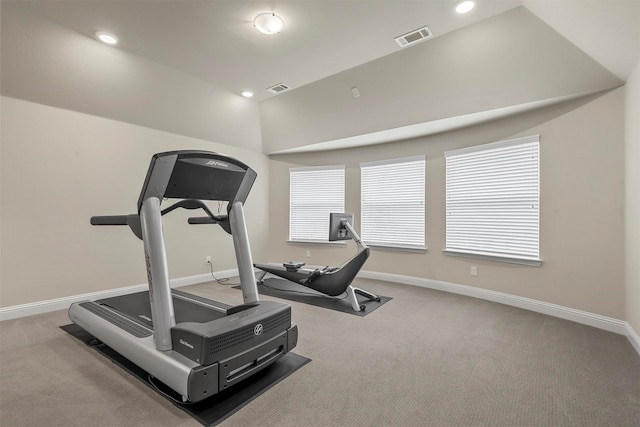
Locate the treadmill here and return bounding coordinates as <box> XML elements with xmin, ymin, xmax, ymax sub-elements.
<box><xmin>68</xmin><ymin>150</ymin><xmax>298</xmax><ymax>403</ymax></box>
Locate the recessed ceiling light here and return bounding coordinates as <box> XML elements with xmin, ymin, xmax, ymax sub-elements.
<box><xmin>455</xmin><ymin>0</ymin><xmax>476</xmax><ymax>14</ymax></box>
<box><xmin>253</xmin><ymin>12</ymin><xmax>284</xmax><ymax>35</ymax></box>
<box><xmin>96</xmin><ymin>31</ymin><xmax>118</xmax><ymax>45</ymax></box>
<box><xmin>241</xmin><ymin>90</ymin><xmax>254</xmax><ymax>98</ymax></box>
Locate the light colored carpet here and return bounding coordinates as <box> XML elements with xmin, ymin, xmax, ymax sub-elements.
<box><xmin>1</xmin><ymin>278</ymin><xmax>638</xmax><ymax>426</ymax></box>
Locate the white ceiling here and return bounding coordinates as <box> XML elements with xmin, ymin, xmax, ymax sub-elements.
<box><xmin>2</xmin><ymin>0</ymin><xmax>638</xmax><ymax>154</ymax></box>
<box><xmin>8</xmin><ymin>0</ymin><xmax>639</xmax><ymax>102</ymax></box>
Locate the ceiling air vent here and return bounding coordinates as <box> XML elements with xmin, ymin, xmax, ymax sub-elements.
<box><xmin>266</xmin><ymin>83</ymin><xmax>290</xmax><ymax>94</ymax></box>
<box><xmin>394</xmin><ymin>26</ymin><xmax>432</xmax><ymax>48</ymax></box>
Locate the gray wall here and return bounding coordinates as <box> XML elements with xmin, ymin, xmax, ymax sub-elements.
<box><xmin>625</xmin><ymin>58</ymin><xmax>640</xmax><ymax>334</ymax></box>
<box><xmin>266</xmin><ymin>89</ymin><xmax>626</xmax><ymax>319</ymax></box>
<box><xmin>0</xmin><ymin>97</ymin><xmax>270</xmax><ymax>307</ymax></box>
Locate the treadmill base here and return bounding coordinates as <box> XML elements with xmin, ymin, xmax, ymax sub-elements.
<box><xmin>61</xmin><ymin>323</ymin><xmax>310</xmax><ymax>425</ymax></box>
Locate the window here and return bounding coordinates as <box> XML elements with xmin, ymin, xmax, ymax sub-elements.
<box><xmin>360</xmin><ymin>156</ymin><xmax>426</xmax><ymax>250</ymax></box>
<box><xmin>289</xmin><ymin>165</ymin><xmax>345</xmax><ymax>242</ymax></box>
<box><xmin>444</xmin><ymin>135</ymin><xmax>540</xmax><ymax>265</ymax></box>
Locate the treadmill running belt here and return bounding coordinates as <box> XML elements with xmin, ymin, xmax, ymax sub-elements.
<box><xmin>98</xmin><ymin>290</ymin><xmax>227</xmax><ymax>326</ymax></box>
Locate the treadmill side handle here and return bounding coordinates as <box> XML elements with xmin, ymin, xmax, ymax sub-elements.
<box><xmin>90</xmin><ymin>214</ymin><xmax>142</xmax><ymax>240</ymax></box>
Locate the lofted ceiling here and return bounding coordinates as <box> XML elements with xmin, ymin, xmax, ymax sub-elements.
<box><xmin>1</xmin><ymin>0</ymin><xmax>639</xmax><ymax>153</ymax></box>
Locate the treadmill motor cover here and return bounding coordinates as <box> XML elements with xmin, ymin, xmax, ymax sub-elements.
<box><xmin>171</xmin><ymin>301</ymin><xmax>292</xmax><ymax>365</ymax></box>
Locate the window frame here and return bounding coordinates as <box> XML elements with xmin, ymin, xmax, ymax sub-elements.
<box><xmin>359</xmin><ymin>155</ymin><xmax>426</xmax><ymax>251</ymax></box>
<box><xmin>444</xmin><ymin>135</ymin><xmax>541</xmax><ymax>266</ymax></box>
<box><xmin>288</xmin><ymin>165</ymin><xmax>345</xmax><ymax>244</ymax></box>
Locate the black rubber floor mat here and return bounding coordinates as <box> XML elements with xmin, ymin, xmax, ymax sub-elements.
<box><xmin>61</xmin><ymin>323</ymin><xmax>310</xmax><ymax>426</ymax></box>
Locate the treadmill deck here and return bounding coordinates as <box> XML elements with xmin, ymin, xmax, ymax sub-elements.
<box><xmin>98</xmin><ymin>290</ymin><xmax>228</xmax><ymax>328</ymax></box>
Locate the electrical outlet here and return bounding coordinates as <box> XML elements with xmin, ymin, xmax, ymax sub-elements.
<box><xmin>306</xmin><ymin>250</ymin><xmax>311</xmax><ymax>258</ymax></box>
<box><xmin>205</xmin><ymin>256</ymin><xmax>212</xmax><ymax>264</ymax></box>
<box><xmin>470</xmin><ymin>265</ymin><xmax>478</xmax><ymax>276</ymax></box>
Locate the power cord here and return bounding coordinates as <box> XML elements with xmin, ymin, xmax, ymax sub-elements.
<box><xmin>206</xmin><ymin>257</ymin><xmax>229</xmax><ymax>284</ymax></box>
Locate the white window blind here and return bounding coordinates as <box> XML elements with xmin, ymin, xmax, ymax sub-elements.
<box><xmin>289</xmin><ymin>165</ymin><xmax>345</xmax><ymax>242</ymax></box>
<box><xmin>360</xmin><ymin>156</ymin><xmax>425</xmax><ymax>249</ymax></box>
<box><xmin>445</xmin><ymin>135</ymin><xmax>540</xmax><ymax>264</ymax></box>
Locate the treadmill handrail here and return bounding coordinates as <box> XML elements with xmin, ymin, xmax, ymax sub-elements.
<box><xmin>160</xmin><ymin>199</ymin><xmax>227</xmax><ymax>223</ymax></box>
<box><xmin>90</xmin><ymin>199</ymin><xmax>229</xmax><ymax>239</ymax></box>
<box><xmin>90</xmin><ymin>214</ymin><xmax>143</xmax><ymax>240</ymax></box>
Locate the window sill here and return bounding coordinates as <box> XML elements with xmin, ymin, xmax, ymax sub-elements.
<box><xmin>442</xmin><ymin>250</ymin><xmax>542</xmax><ymax>266</ymax></box>
<box><xmin>368</xmin><ymin>244</ymin><xmax>427</xmax><ymax>253</ymax></box>
<box><xmin>287</xmin><ymin>240</ymin><xmax>346</xmax><ymax>246</ymax></box>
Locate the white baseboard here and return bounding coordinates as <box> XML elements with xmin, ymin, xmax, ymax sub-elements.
<box><xmin>626</xmin><ymin>323</ymin><xmax>640</xmax><ymax>355</ymax></box>
<box><xmin>0</xmin><ymin>269</ymin><xmax>237</xmax><ymax>321</ymax></box>
<box><xmin>358</xmin><ymin>270</ymin><xmax>640</xmax><ymax>355</ymax></box>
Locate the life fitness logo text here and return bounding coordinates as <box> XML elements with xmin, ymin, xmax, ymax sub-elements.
<box><xmin>206</xmin><ymin>160</ymin><xmax>228</xmax><ymax>168</ymax></box>
<box><xmin>254</xmin><ymin>323</ymin><xmax>263</xmax><ymax>336</ymax></box>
